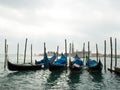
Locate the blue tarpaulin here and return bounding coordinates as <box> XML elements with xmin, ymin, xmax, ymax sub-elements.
<box><xmin>54</xmin><ymin>54</ymin><xmax>66</xmax><ymax>65</ymax></box>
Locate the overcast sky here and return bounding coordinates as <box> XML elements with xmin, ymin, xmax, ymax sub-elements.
<box><xmin>0</xmin><ymin>0</ymin><xmax>120</xmax><ymax>54</ymax></box>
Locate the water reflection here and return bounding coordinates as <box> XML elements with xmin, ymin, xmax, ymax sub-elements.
<box><xmin>68</xmin><ymin>71</ymin><xmax>82</xmax><ymax>89</ymax></box>
<box><xmin>114</xmin><ymin>73</ymin><xmax>120</xmax><ymax>83</ymax></box>
<box><xmin>89</xmin><ymin>72</ymin><xmax>103</xmax><ymax>83</ymax></box>
<box><xmin>6</xmin><ymin>70</ymin><xmax>37</xmax><ymax>77</ymax></box>
<box><xmin>2</xmin><ymin>70</ymin><xmax>46</xmax><ymax>90</ymax></box>
<box><xmin>45</xmin><ymin>70</ymin><xmax>64</xmax><ymax>89</ymax></box>
<box><xmin>69</xmin><ymin>72</ymin><xmax>81</xmax><ymax>83</ymax></box>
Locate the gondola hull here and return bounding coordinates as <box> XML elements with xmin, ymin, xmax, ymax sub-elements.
<box><xmin>7</xmin><ymin>60</ymin><xmax>42</xmax><ymax>71</ymax></box>
<box><xmin>49</xmin><ymin>63</ymin><xmax>66</xmax><ymax>71</ymax></box>
<box><xmin>87</xmin><ymin>60</ymin><xmax>103</xmax><ymax>72</ymax></box>
<box><xmin>114</xmin><ymin>67</ymin><xmax>120</xmax><ymax>74</ymax></box>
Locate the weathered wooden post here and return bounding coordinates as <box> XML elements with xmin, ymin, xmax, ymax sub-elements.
<box><xmin>115</xmin><ymin>38</ymin><xmax>117</xmax><ymax>67</ymax></box>
<box><xmin>6</xmin><ymin>44</ymin><xmax>8</xmax><ymax>56</ymax></box>
<box><xmin>44</xmin><ymin>42</ymin><xmax>49</xmax><ymax>68</ymax></box>
<box><xmin>24</xmin><ymin>38</ymin><xmax>27</xmax><ymax>64</ymax></box>
<box><xmin>69</xmin><ymin>43</ymin><xmax>71</xmax><ymax>67</ymax></box>
<box><xmin>72</xmin><ymin>43</ymin><xmax>74</xmax><ymax>55</ymax></box>
<box><xmin>88</xmin><ymin>41</ymin><xmax>90</xmax><ymax>60</ymax></box>
<box><xmin>43</xmin><ymin>42</ymin><xmax>46</xmax><ymax>68</ymax></box>
<box><xmin>31</xmin><ymin>44</ymin><xmax>33</xmax><ymax>64</ymax></box>
<box><xmin>65</xmin><ymin>39</ymin><xmax>67</xmax><ymax>57</ymax></box>
<box><xmin>57</xmin><ymin>45</ymin><xmax>59</xmax><ymax>60</ymax></box>
<box><xmin>83</xmin><ymin>43</ymin><xmax>85</xmax><ymax>63</ymax></box>
<box><xmin>110</xmin><ymin>37</ymin><xmax>113</xmax><ymax>70</ymax></box>
<box><xmin>4</xmin><ymin>39</ymin><xmax>7</xmax><ymax>70</ymax></box>
<box><xmin>17</xmin><ymin>43</ymin><xmax>19</xmax><ymax>64</ymax></box>
<box><xmin>65</xmin><ymin>39</ymin><xmax>67</xmax><ymax>67</ymax></box>
<box><xmin>44</xmin><ymin>42</ymin><xmax>46</xmax><ymax>58</ymax></box>
<box><xmin>104</xmin><ymin>40</ymin><xmax>106</xmax><ymax>71</ymax></box>
<box><xmin>44</xmin><ymin>42</ymin><xmax>46</xmax><ymax>53</ymax></box>
<box><xmin>96</xmin><ymin>44</ymin><xmax>98</xmax><ymax>61</ymax></box>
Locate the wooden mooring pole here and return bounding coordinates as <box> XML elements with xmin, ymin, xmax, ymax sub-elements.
<box><xmin>17</xmin><ymin>43</ymin><xmax>19</xmax><ymax>64</ymax></box>
<box><xmin>72</xmin><ymin>43</ymin><xmax>74</xmax><ymax>54</ymax></box>
<box><xmin>31</xmin><ymin>44</ymin><xmax>33</xmax><ymax>64</ymax></box>
<box><xmin>88</xmin><ymin>41</ymin><xmax>90</xmax><ymax>60</ymax></box>
<box><xmin>44</xmin><ymin>42</ymin><xmax>46</xmax><ymax>57</ymax></box>
<box><xmin>43</xmin><ymin>42</ymin><xmax>46</xmax><ymax>68</ymax></box>
<box><xmin>115</xmin><ymin>38</ymin><xmax>117</xmax><ymax>67</ymax></box>
<box><xmin>69</xmin><ymin>43</ymin><xmax>71</xmax><ymax>67</ymax></box>
<box><xmin>65</xmin><ymin>39</ymin><xmax>67</xmax><ymax>57</ymax></box>
<box><xmin>65</xmin><ymin>39</ymin><xmax>67</xmax><ymax>67</ymax></box>
<box><xmin>6</xmin><ymin>44</ymin><xmax>8</xmax><ymax>57</ymax></box>
<box><xmin>57</xmin><ymin>46</ymin><xmax>59</xmax><ymax>60</ymax></box>
<box><xmin>96</xmin><ymin>44</ymin><xmax>98</xmax><ymax>61</ymax></box>
<box><xmin>4</xmin><ymin>39</ymin><xmax>7</xmax><ymax>70</ymax></box>
<box><xmin>24</xmin><ymin>38</ymin><xmax>27</xmax><ymax>64</ymax></box>
<box><xmin>83</xmin><ymin>43</ymin><xmax>85</xmax><ymax>63</ymax></box>
<box><xmin>110</xmin><ymin>37</ymin><xmax>113</xmax><ymax>70</ymax></box>
<box><xmin>104</xmin><ymin>40</ymin><xmax>106</xmax><ymax>71</ymax></box>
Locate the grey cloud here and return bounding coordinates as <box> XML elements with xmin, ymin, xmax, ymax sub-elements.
<box><xmin>0</xmin><ymin>0</ymin><xmax>47</xmax><ymax>9</ymax></box>
<box><xmin>0</xmin><ymin>0</ymin><xmax>120</xmax><ymax>54</ymax></box>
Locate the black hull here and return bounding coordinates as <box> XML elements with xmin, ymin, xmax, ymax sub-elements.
<box><xmin>114</xmin><ymin>67</ymin><xmax>120</xmax><ymax>74</ymax></box>
<box><xmin>7</xmin><ymin>60</ymin><xmax>42</xmax><ymax>71</ymax></box>
<box><xmin>49</xmin><ymin>63</ymin><xmax>66</xmax><ymax>71</ymax></box>
<box><xmin>87</xmin><ymin>60</ymin><xmax>103</xmax><ymax>72</ymax></box>
<box><xmin>70</xmin><ymin>66</ymin><xmax>82</xmax><ymax>72</ymax></box>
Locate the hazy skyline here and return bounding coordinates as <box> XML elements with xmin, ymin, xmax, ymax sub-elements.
<box><xmin>0</xmin><ymin>0</ymin><xmax>120</xmax><ymax>54</ymax></box>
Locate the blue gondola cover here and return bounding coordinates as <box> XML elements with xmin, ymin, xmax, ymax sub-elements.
<box><xmin>54</xmin><ymin>54</ymin><xmax>66</xmax><ymax>65</ymax></box>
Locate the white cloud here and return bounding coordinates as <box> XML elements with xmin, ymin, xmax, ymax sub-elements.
<box><xmin>0</xmin><ymin>0</ymin><xmax>120</xmax><ymax>54</ymax></box>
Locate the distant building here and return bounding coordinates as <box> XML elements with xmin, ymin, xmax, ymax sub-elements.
<box><xmin>47</xmin><ymin>51</ymin><xmax>55</xmax><ymax>56</ymax></box>
<box><xmin>91</xmin><ymin>53</ymin><xmax>97</xmax><ymax>57</ymax></box>
<box><xmin>71</xmin><ymin>51</ymin><xmax>91</xmax><ymax>58</ymax></box>
<box><xmin>91</xmin><ymin>53</ymin><xmax>103</xmax><ymax>57</ymax></box>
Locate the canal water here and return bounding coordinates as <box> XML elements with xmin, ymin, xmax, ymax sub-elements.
<box><xmin>0</xmin><ymin>54</ymin><xmax>120</xmax><ymax>90</ymax></box>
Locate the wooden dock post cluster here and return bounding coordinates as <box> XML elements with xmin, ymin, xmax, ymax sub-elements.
<box><xmin>107</xmin><ymin>37</ymin><xmax>120</xmax><ymax>73</ymax></box>
<box><xmin>17</xmin><ymin>38</ymin><xmax>33</xmax><ymax>64</ymax></box>
<box><xmin>16</xmin><ymin>38</ymin><xmax>33</xmax><ymax>64</ymax></box>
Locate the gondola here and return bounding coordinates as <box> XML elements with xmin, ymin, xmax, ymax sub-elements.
<box><xmin>114</xmin><ymin>67</ymin><xmax>120</xmax><ymax>74</ymax></box>
<box><xmin>49</xmin><ymin>54</ymin><xmax>67</xmax><ymax>71</ymax></box>
<box><xmin>69</xmin><ymin>54</ymin><xmax>83</xmax><ymax>71</ymax></box>
<box><xmin>35</xmin><ymin>53</ymin><xmax>57</xmax><ymax>68</ymax></box>
<box><xmin>86</xmin><ymin>58</ymin><xmax>103</xmax><ymax>72</ymax></box>
<box><xmin>7</xmin><ymin>60</ymin><xmax>42</xmax><ymax>71</ymax></box>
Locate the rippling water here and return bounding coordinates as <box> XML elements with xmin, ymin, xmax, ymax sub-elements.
<box><xmin>0</xmin><ymin>54</ymin><xmax>120</xmax><ymax>90</ymax></box>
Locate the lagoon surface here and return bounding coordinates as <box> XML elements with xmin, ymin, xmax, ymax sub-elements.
<box><xmin>0</xmin><ymin>54</ymin><xmax>120</xmax><ymax>90</ymax></box>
